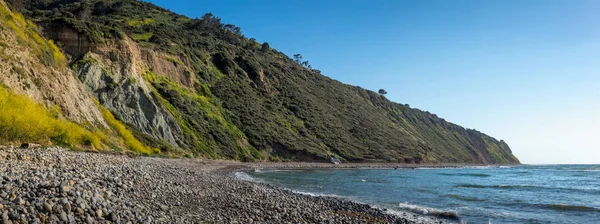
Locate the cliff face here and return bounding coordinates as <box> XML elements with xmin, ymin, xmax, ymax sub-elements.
<box><xmin>74</xmin><ymin>40</ymin><xmax>182</xmax><ymax>147</ymax></box>
<box><xmin>0</xmin><ymin>0</ymin><xmax>104</xmax><ymax>125</ymax></box>
<box><xmin>1</xmin><ymin>0</ymin><xmax>520</xmax><ymax>164</ymax></box>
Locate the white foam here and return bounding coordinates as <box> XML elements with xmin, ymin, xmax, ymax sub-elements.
<box><xmin>253</xmin><ymin>169</ymin><xmax>305</xmax><ymax>173</ymax></box>
<box><xmin>384</xmin><ymin>206</ymin><xmax>454</xmax><ymax>223</ymax></box>
<box><xmin>233</xmin><ymin>172</ymin><xmax>259</xmax><ymax>182</ymax></box>
<box><xmin>290</xmin><ymin>190</ymin><xmax>340</xmax><ymax>198</ymax></box>
<box><xmin>463</xmin><ymin>166</ymin><xmax>493</xmax><ymax>169</ymax></box>
<box><xmin>463</xmin><ymin>165</ymin><xmax>513</xmax><ymax>169</ymax></box>
<box><xmin>397</xmin><ymin>202</ymin><xmax>458</xmax><ymax>217</ymax></box>
<box><xmin>397</xmin><ymin>202</ymin><xmax>433</xmax><ymax>214</ymax></box>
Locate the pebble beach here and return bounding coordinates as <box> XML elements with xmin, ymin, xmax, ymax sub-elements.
<box><xmin>0</xmin><ymin>147</ymin><xmax>453</xmax><ymax>223</ymax></box>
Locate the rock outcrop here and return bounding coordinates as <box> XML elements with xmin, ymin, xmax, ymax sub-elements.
<box><xmin>74</xmin><ymin>39</ymin><xmax>182</xmax><ymax>146</ymax></box>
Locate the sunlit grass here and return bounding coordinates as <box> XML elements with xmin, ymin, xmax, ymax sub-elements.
<box><xmin>0</xmin><ymin>86</ymin><xmax>101</xmax><ymax>149</ymax></box>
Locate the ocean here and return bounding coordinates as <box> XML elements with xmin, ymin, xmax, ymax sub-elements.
<box><xmin>236</xmin><ymin>165</ymin><xmax>600</xmax><ymax>223</ymax></box>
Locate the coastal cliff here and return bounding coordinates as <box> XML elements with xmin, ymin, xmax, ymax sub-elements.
<box><xmin>0</xmin><ymin>0</ymin><xmax>519</xmax><ymax>164</ymax></box>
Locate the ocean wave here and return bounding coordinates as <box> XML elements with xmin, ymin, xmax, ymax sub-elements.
<box><xmin>415</xmin><ymin>167</ymin><xmax>445</xmax><ymax>170</ymax></box>
<box><xmin>396</xmin><ymin>202</ymin><xmax>460</xmax><ymax>219</ymax></box>
<box><xmin>455</xmin><ymin>184</ymin><xmax>487</xmax><ymax>188</ymax></box>
<box><xmin>502</xmin><ymin>202</ymin><xmax>600</xmax><ymax>213</ymax></box>
<box><xmin>235</xmin><ymin>173</ymin><xmax>340</xmax><ymax>197</ymax></box>
<box><xmin>550</xmin><ymin>166</ymin><xmax>600</xmax><ymax>172</ymax></box>
<box><xmin>291</xmin><ymin>190</ymin><xmax>341</xmax><ymax>198</ymax></box>
<box><xmin>456</xmin><ymin>183</ymin><xmax>551</xmax><ymax>191</ymax></box>
<box><xmin>542</xmin><ymin>204</ymin><xmax>600</xmax><ymax>212</ymax></box>
<box><xmin>253</xmin><ymin>169</ymin><xmax>306</xmax><ymax>173</ymax></box>
<box><xmin>455</xmin><ymin>183</ymin><xmax>600</xmax><ymax>194</ymax></box>
<box><xmin>447</xmin><ymin>194</ymin><xmax>485</xmax><ymax>202</ymax></box>
<box><xmin>462</xmin><ymin>166</ymin><xmax>493</xmax><ymax>169</ymax></box>
<box><xmin>233</xmin><ymin>172</ymin><xmax>260</xmax><ymax>182</ymax></box>
<box><xmin>438</xmin><ymin>173</ymin><xmax>491</xmax><ymax>177</ymax></box>
<box><xmin>463</xmin><ymin>165</ymin><xmax>513</xmax><ymax>169</ymax></box>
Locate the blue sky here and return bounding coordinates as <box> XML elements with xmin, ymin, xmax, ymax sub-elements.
<box><xmin>147</xmin><ymin>0</ymin><xmax>600</xmax><ymax>164</ymax></box>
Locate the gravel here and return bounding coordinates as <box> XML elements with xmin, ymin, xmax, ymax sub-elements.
<box><xmin>0</xmin><ymin>147</ymin><xmax>446</xmax><ymax>223</ymax></box>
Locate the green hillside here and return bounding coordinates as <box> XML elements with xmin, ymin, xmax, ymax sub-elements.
<box><xmin>4</xmin><ymin>0</ymin><xmax>519</xmax><ymax>164</ymax></box>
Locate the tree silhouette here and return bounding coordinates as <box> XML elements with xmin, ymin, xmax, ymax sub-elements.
<box><xmin>378</xmin><ymin>89</ymin><xmax>388</xmax><ymax>95</ymax></box>
<box><xmin>293</xmin><ymin>54</ymin><xmax>303</xmax><ymax>63</ymax></box>
<box><xmin>224</xmin><ymin>24</ymin><xmax>242</xmax><ymax>35</ymax></box>
<box><xmin>261</xmin><ymin>42</ymin><xmax>270</xmax><ymax>52</ymax></box>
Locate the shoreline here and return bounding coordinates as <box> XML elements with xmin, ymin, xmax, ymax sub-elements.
<box><xmin>229</xmin><ymin>170</ymin><xmax>458</xmax><ymax>224</ymax></box>
<box><xmin>0</xmin><ymin>147</ymin><xmax>465</xmax><ymax>223</ymax></box>
<box><xmin>215</xmin><ymin>160</ymin><xmax>517</xmax><ymax>174</ymax></box>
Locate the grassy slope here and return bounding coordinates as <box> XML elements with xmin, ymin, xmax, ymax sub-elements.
<box><xmin>9</xmin><ymin>0</ymin><xmax>520</xmax><ymax>164</ymax></box>
<box><xmin>0</xmin><ymin>1</ymin><xmax>159</xmax><ymax>154</ymax></box>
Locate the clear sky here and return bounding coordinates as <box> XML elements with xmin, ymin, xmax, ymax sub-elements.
<box><xmin>146</xmin><ymin>0</ymin><xmax>600</xmax><ymax>164</ymax></box>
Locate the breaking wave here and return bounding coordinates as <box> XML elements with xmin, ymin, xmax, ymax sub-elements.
<box><xmin>233</xmin><ymin>172</ymin><xmax>260</xmax><ymax>182</ymax></box>
<box><xmin>396</xmin><ymin>202</ymin><xmax>460</xmax><ymax>219</ymax></box>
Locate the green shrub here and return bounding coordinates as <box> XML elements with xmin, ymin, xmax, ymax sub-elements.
<box><xmin>131</xmin><ymin>32</ymin><xmax>153</xmax><ymax>41</ymax></box>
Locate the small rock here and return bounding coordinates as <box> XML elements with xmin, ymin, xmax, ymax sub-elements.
<box><xmin>9</xmin><ymin>210</ymin><xmax>19</xmax><ymax>220</ymax></box>
<box><xmin>86</xmin><ymin>216</ymin><xmax>95</xmax><ymax>224</ymax></box>
<box><xmin>109</xmin><ymin>213</ymin><xmax>118</xmax><ymax>222</ymax></box>
<box><xmin>159</xmin><ymin>204</ymin><xmax>169</xmax><ymax>211</ymax></box>
<box><xmin>76</xmin><ymin>208</ymin><xmax>84</xmax><ymax>215</ymax></box>
<box><xmin>59</xmin><ymin>211</ymin><xmax>68</xmax><ymax>221</ymax></box>
<box><xmin>61</xmin><ymin>186</ymin><xmax>71</xmax><ymax>194</ymax></box>
<box><xmin>64</xmin><ymin>203</ymin><xmax>72</xmax><ymax>213</ymax></box>
<box><xmin>43</xmin><ymin>203</ymin><xmax>52</xmax><ymax>212</ymax></box>
<box><xmin>2</xmin><ymin>211</ymin><xmax>9</xmax><ymax>223</ymax></box>
<box><xmin>14</xmin><ymin>197</ymin><xmax>24</xmax><ymax>205</ymax></box>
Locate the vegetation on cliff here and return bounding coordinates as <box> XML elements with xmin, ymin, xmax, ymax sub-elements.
<box><xmin>3</xmin><ymin>0</ymin><xmax>520</xmax><ymax>164</ymax></box>
<box><xmin>0</xmin><ymin>85</ymin><xmax>100</xmax><ymax>148</ymax></box>
<box><xmin>0</xmin><ymin>3</ymin><xmax>65</xmax><ymax>66</ymax></box>
<box><xmin>0</xmin><ymin>1</ymin><xmax>159</xmax><ymax>154</ymax></box>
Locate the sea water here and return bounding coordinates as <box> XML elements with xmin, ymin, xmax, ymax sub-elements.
<box><xmin>239</xmin><ymin>165</ymin><xmax>600</xmax><ymax>223</ymax></box>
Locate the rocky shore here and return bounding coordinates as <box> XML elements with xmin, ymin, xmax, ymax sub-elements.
<box><xmin>0</xmin><ymin>147</ymin><xmax>448</xmax><ymax>223</ymax></box>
